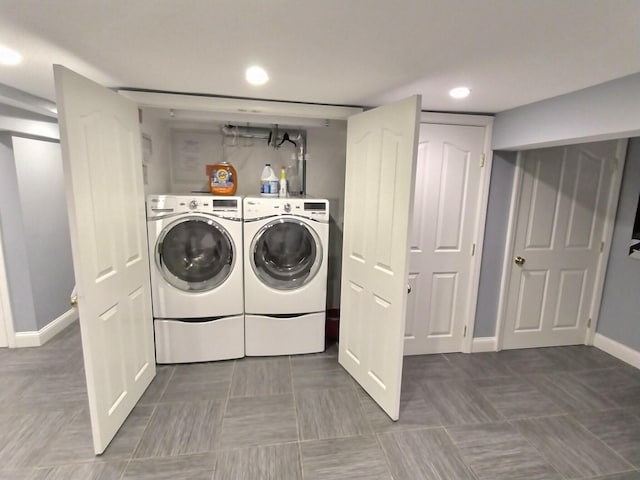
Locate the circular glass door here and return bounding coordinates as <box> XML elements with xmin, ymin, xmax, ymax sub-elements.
<box><xmin>156</xmin><ymin>216</ymin><xmax>235</xmax><ymax>292</ymax></box>
<box><xmin>250</xmin><ymin>218</ymin><xmax>322</xmax><ymax>290</ymax></box>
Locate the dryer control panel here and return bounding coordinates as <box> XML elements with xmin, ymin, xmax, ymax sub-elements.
<box><xmin>244</xmin><ymin>196</ymin><xmax>329</xmax><ymax>222</ymax></box>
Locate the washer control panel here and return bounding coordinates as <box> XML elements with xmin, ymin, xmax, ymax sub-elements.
<box><xmin>147</xmin><ymin>195</ymin><xmax>242</xmax><ymax>220</ymax></box>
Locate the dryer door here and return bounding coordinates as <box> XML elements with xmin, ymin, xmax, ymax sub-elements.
<box><xmin>250</xmin><ymin>218</ymin><xmax>322</xmax><ymax>290</ymax></box>
<box><xmin>156</xmin><ymin>216</ymin><xmax>235</xmax><ymax>292</ymax></box>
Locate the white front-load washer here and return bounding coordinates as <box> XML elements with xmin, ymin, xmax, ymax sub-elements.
<box><xmin>243</xmin><ymin>196</ymin><xmax>329</xmax><ymax>356</ymax></box>
<box><xmin>147</xmin><ymin>194</ymin><xmax>244</xmax><ymax>363</ymax></box>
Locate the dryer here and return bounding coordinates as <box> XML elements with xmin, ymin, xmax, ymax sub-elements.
<box><xmin>147</xmin><ymin>194</ymin><xmax>244</xmax><ymax>363</ymax></box>
<box><xmin>243</xmin><ymin>196</ymin><xmax>329</xmax><ymax>356</ymax></box>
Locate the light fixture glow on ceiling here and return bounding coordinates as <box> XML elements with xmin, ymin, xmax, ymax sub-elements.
<box><xmin>449</xmin><ymin>86</ymin><xmax>471</xmax><ymax>99</ymax></box>
<box><xmin>246</xmin><ymin>66</ymin><xmax>269</xmax><ymax>86</ymax></box>
<box><xmin>0</xmin><ymin>46</ymin><xmax>22</xmax><ymax>65</ymax></box>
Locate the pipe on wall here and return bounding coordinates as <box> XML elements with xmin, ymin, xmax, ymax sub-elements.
<box><xmin>221</xmin><ymin>124</ymin><xmax>307</xmax><ymax>194</ymax></box>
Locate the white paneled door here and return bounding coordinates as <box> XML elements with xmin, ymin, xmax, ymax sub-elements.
<box><xmin>54</xmin><ymin>66</ymin><xmax>156</xmax><ymax>454</ymax></box>
<box><xmin>0</xmin><ymin>311</ymin><xmax>7</xmax><ymax>347</ymax></box>
<box><xmin>339</xmin><ymin>96</ymin><xmax>420</xmax><ymax>421</ymax></box>
<box><xmin>0</xmin><ymin>226</ymin><xmax>9</xmax><ymax>348</ymax></box>
<box><xmin>0</xmin><ymin>294</ymin><xmax>7</xmax><ymax>347</ymax></box>
<box><xmin>502</xmin><ymin>140</ymin><xmax>625</xmax><ymax>349</ymax></box>
<box><xmin>404</xmin><ymin>123</ymin><xmax>486</xmax><ymax>355</ymax></box>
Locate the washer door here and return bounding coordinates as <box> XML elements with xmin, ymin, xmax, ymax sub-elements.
<box><xmin>251</xmin><ymin>218</ymin><xmax>322</xmax><ymax>290</ymax></box>
<box><xmin>156</xmin><ymin>216</ymin><xmax>235</xmax><ymax>292</ymax></box>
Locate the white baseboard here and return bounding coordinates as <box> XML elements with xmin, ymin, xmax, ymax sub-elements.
<box><xmin>14</xmin><ymin>308</ymin><xmax>78</xmax><ymax>348</ymax></box>
<box><xmin>593</xmin><ymin>333</ymin><xmax>640</xmax><ymax>370</ymax></box>
<box><xmin>471</xmin><ymin>337</ymin><xmax>497</xmax><ymax>353</ymax></box>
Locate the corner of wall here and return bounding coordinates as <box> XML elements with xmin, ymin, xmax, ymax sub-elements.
<box><xmin>594</xmin><ymin>333</ymin><xmax>640</xmax><ymax>370</ymax></box>
<box><xmin>596</xmin><ymin>137</ymin><xmax>640</xmax><ymax>353</ymax></box>
<box><xmin>14</xmin><ymin>309</ymin><xmax>78</xmax><ymax>348</ymax></box>
<box><xmin>473</xmin><ymin>151</ymin><xmax>517</xmax><ymax>338</ymax></box>
<box><xmin>0</xmin><ymin>137</ymin><xmax>37</xmax><ymax>332</ymax></box>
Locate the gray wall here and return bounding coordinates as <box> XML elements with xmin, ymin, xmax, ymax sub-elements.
<box><xmin>12</xmin><ymin>136</ymin><xmax>75</xmax><ymax>330</ymax></box>
<box><xmin>0</xmin><ymin>135</ymin><xmax>37</xmax><ymax>332</ymax></box>
<box><xmin>474</xmin><ymin>151</ymin><xmax>516</xmax><ymax>337</ymax></box>
<box><xmin>306</xmin><ymin>123</ymin><xmax>347</xmax><ymax>309</ymax></box>
<box><xmin>0</xmin><ymin>104</ymin><xmax>59</xmax><ymax>139</ymax></box>
<box><xmin>597</xmin><ymin>137</ymin><xmax>640</xmax><ymax>350</ymax></box>
<box><xmin>0</xmin><ymin>134</ymin><xmax>75</xmax><ymax>332</ymax></box>
<box><xmin>493</xmin><ymin>73</ymin><xmax>640</xmax><ymax>150</ymax></box>
<box><xmin>140</xmin><ymin>108</ymin><xmax>171</xmax><ymax>196</ymax></box>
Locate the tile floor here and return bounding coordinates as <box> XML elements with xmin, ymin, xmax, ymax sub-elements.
<box><xmin>1</xmin><ymin>322</ymin><xmax>640</xmax><ymax>479</ymax></box>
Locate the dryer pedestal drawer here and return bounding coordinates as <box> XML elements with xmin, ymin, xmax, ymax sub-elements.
<box><xmin>245</xmin><ymin>312</ymin><xmax>325</xmax><ymax>356</ymax></box>
<box><xmin>154</xmin><ymin>315</ymin><xmax>245</xmax><ymax>363</ymax></box>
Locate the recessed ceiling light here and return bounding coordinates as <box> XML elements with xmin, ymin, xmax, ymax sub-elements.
<box><xmin>449</xmin><ymin>86</ymin><xmax>471</xmax><ymax>99</ymax></box>
<box><xmin>0</xmin><ymin>46</ymin><xmax>22</xmax><ymax>66</ymax></box>
<box><xmin>246</xmin><ymin>66</ymin><xmax>269</xmax><ymax>86</ymax></box>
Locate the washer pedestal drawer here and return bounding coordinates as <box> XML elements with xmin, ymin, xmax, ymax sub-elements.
<box><xmin>154</xmin><ymin>315</ymin><xmax>245</xmax><ymax>364</ymax></box>
<box><xmin>245</xmin><ymin>312</ymin><xmax>325</xmax><ymax>356</ymax></box>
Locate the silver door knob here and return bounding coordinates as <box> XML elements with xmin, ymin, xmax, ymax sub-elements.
<box><xmin>514</xmin><ymin>256</ymin><xmax>526</xmax><ymax>266</ymax></box>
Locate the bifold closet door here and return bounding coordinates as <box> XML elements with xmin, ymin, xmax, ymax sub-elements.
<box><xmin>339</xmin><ymin>95</ymin><xmax>420</xmax><ymax>421</ymax></box>
<box><xmin>54</xmin><ymin>65</ymin><xmax>156</xmax><ymax>454</ymax></box>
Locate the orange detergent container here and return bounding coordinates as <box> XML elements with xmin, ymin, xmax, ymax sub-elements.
<box><xmin>206</xmin><ymin>162</ymin><xmax>237</xmax><ymax>195</ymax></box>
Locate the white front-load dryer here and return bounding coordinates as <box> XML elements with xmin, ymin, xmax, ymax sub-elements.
<box><xmin>243</xmin><ymin>196</ymin><xmax>329</xmax><ymax>356</ymax></box>
<box><xmin>147</xmin><ymin>194</ymin><xmax>244</xmax><ymax>363</ymax></box>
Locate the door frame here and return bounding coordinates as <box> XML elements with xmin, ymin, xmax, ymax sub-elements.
<box><xmin>419</xmin><ymin>112</ymin><xmax>494</xmax><ymax>353</ymax></box>
<box><xmin>495</xmin><ymin>139</ymin><xmax>628</xmax><ymax>350</ymax></box>
<box><xmin>0</xmin><ymin>218</ymin><xmax>16</xmax><ymax>348</ymax></box>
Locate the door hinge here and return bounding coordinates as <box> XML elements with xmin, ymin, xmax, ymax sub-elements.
<box><xmin>471</xmin><ymin>243</ymin><xmax>476</xmax><ymax>256</ymax></box>
<box><xmin>587</xmin><ymin>318</ymin><xmax>592</xmax><ymax>328</ymax></box>
<box><xmin>600</xmin><ymin>241</ymin><xmax>605</xmax><ymax>252</ymax></box>
<box><xmin>463</xmin><ymin>325</ymin><xmax>467</xmax><ymax>337</ymax></box>
<box><xmin>480</xmin><ymin>154</ymin><xmax>485</xmax><ymax>168</ymax></box>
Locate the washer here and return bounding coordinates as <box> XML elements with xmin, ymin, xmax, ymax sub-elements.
<box><xmin>243</xmin><ymin>196</ymin><xmax>329</xmax><ymax>356</ymax></box>
<box><xmin>147</xmin><ymin>194</ymin><xmax>244</xmax><ymax>363</ymax></box>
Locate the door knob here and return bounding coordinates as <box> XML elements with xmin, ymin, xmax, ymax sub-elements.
<box><xmin>407</xmin><ymin>285</ymin><xmax>412</xmax><ymax>294</ymax></box>
<box><xmin>514</xmin><ymin>256</ymin><xmax>526</xmax><ymax>266</ymax></box>
<box><xmin>70</xmin><ymin>295</ymin><xmax>78</xmax><ymax>308</ymax></box>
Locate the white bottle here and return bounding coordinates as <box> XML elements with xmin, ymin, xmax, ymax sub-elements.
<box><xmin>260</xmin><ymin>163</ymin><xmax>278</xmax><ymax>196</ymax></box>
<box><xmin>278</xmin><ymin>165</ymin><xmax>287</xmax><ymax>198</ymax></box>
<box><xmin>260</xmin><ymin>164</ymin><xmax>270</xmax><ymax>193</ymax></box>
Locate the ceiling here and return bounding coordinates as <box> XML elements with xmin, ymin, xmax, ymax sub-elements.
<box><xmin>0</xmin><ymin>0</ymin><xmax>638</xmax><ymax>114</ymax></box>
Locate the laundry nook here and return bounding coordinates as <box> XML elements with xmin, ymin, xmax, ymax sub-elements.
<box><xmin>0</xmin><ymin>3</ymin><xmax>639</xmax><ymax>479</ymax></box>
